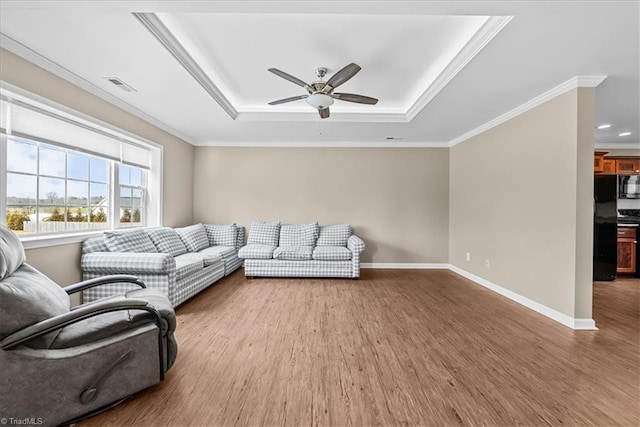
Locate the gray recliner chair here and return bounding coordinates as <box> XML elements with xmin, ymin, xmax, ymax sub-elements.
<box><xmin>0</xmin><ymin>224</ymin><xmax>178</xmax><ymax>426</ymax></box>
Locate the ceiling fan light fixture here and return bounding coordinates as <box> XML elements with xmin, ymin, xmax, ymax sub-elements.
<box><xmin>306</xmin><ymin>93</ymin><xmax>334</xmax><ymax>109</ymax></box>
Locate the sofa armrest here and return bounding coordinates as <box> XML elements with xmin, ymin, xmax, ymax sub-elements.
<box><xmin>347</xmin><ymin>235</ymin><xmax>365</xmax><ymax>254</ymax></box>
<box><xmin>81</xmin><ymin>252</ymin><xmax>175</xmax><ymax>275</ymax></box>
<box><xmin>236</xmin><ymin>226</ymin><xmax>246</xmax><ymax>250</ymax></box>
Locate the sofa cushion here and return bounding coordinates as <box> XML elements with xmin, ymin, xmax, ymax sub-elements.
<box><xmin>273</xmin><ymin>246</ymin><xmax>313</xmax><ymax>261</ymax></box>
<box><xmin>204</xmin><ymin>224</ymin><xmax>238</xmax><ymax>247</ymax></box>
<box><xmin>174</xmin><ymin>254</ymin><xmax>204</xmax><ymax>279</ymax></box>
<box><xmin>1</xmin><ymin>224</ymin><xmax>26</xmax><ymax>281</ymax></box>
<box><xmin>104</xmin><ymin>228</ymin><xmax>158</xmax><ymax>253</ymax></box>
<box><xmin>147</xmin><ymin>227</ymin><xmax>188</xmax><ymax>257</ymax></box>
<box><xmin>279</xmin><ymin>222</ymin><xmax>319</xmax><ymax>247</ymax></box>
<box><xmin>238</xmin><ymin>244</ymin><xmax>276</xmax><ymax>260</ymax></box>
<box><xmin>175</xmin><ymin>224</ymin><xmax>210</xmax><ymax>252</ymax></box>
<box><xmin>316</xmin><ymin>224</ymin><xmax>352</xmax><ymax>247</ymax></box>
<box><xmin>312</xmin><ymin>246</ymin><xmax>352</xmax><ymax>261</ymax></box>
<box><xmin>247</xmin><ymin>221</ymin><xmax>281</xmax><ymax>246</ymax></box>
<box><xmin>82</xmin><ymin>236</ymin><xmax>109</xmax><ymax>254</ymax></box>
<box><xmin>199</xmin><ymin>246</ymin><xmax>237</xmax><ymax>261</ymax></box>
<box><xmin>178</xmin><ymin>251</ymin><xmax>223</xmax><ymax>268</ymax></box>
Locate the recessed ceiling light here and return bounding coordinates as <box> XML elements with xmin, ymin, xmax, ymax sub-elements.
<box><xmin>597</xmin><ymin>124</ymin><xmax>612</xmax><ymax>129</ymax></box>
<box><xmin>618</xmin><ymin>132</ymin><xmax>632</xmax><ymax>137</ymax></box>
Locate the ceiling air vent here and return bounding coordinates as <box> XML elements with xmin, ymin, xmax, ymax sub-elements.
<box><xmin>104</xmin><ymin>77</ymin><xmax>137</xmax><ymax>92</ymax></box>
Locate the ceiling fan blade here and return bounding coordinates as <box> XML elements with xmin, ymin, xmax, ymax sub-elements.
<box><xmin>319</xmin><ymin>108</ymin><xmax>330</xmax><ymax>119</ymax></box>
<box><xmin>268</xmin><ymin>68</ymin><xmax>312</xmax><ymax>91</ymax></box>
<box><xmin>332</xmin><ymin>93</ymin><xmax>378</xmax><ymax>105</ymax></box>
<box><xmin>268</xmin><ymin>95</ymin><xmax>309</xmax><ymax>105</ymax></box>
<box><xmin>326</xmin><ymin>63</ymin><xmax>361</xmax><ymax>89</ymax></box>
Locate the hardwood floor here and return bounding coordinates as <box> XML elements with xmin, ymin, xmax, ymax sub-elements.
<box><xmin>83</xmin><ymin>270</ymin><xmax>640</xmax><ymax>426</ymax></box>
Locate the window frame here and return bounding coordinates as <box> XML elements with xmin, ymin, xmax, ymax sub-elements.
<box><xmin>1</xmin><ymin>81</ymin><xmax>163</xmax><ymax>249</ymax></box>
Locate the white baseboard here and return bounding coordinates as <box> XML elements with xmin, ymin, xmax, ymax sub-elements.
<box><xmin>448</xmin><ymin>265</ymin><xmax>597</xmax><ymax>331</ymax></box>
<box><xmin>361</xmin><ymin>263</ymin><xmax>450</xmax><ymax>269</ymax></box>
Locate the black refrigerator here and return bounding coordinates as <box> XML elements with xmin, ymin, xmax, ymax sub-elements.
<box><xmin>593</xmin><ymin>174</ymin><xmax>618</xmax><ymax>281</ymax></box>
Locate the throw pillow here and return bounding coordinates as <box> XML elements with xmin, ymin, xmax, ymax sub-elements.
<box><xmin>146</xmin><ymin>227</ymin><xmax>188</xmax><ymax>256</ymax></box>
<box><xmin>273</xmin><ymin>246</ymin><xmax>313</xmax><ymax>261</ymax></box>
<box><xmin>247</xmin><ymin>221</ymin><xmax>281</xmax><ymax>246</ymax></box>
<box><xmin>104</xmin><ymin>228</ymin><xmax>158</xmax><ymax>253</ymax></box>
<box><xmin>175</xmin><ymin>224</ymin><xmax>210</xmax><ymax>252</ymax></box>
<box><xmin>316</xmin><ymin>224</ymin><xmax>352</xmax><ymax>247</ymax></box>
<box><xmin>203</xmin><ymin>224</ymin><xmax>238</xmax><ymax>247</ymax></box>
<box><xmin>279</xmin><ymin>222</ymin><xmax>319</xmax><ymax>247</ymax></box>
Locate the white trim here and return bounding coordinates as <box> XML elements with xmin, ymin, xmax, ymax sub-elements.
<box><xmin>191</xmin><ymin>140</ymin><xmax>449</xmax><ymax>148</ymax></box>
<box><xmin>573</xmin><ymin>318</ymin><xmax>598</xmax><ymax>330</ymax></box>
<box><xmin>594</xmin><ymin>141</ymin><xmax>640</xmax><ymax>150</ymax></box>
<box><xmin>406</xmin><ymin>16</ymin><xmax>513</xmax><ymax>121</ymax></box>
<box><xmin>132</xmin><ymin>13</ymin><xmax>238</xmax><ymax>120</ymax></box>
<box><xmin>20</xmin><ymin>230</ymin><xmax>105</xmax><ymax>250</ymax></box>
<box><xmin>448</xmin><ymin>75</ymin><xmax>607</xmax><ymax>147</ymax></box>
<box><xmin>449</xmin><ymin>265</ymin><xmax>597</xmax><ymax>330</ymax></box>
<box><xmin>0</xmin><ymin>32</ymin><xmax>194</xmax><ymax>144</ymax></box>
<box><xmin>361</xmin><ymin>263</ymin><xmax>449</xmax><ymax>269</ymax></box>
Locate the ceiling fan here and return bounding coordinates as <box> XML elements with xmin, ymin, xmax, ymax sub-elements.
<box><xmin>267</xmin><ymin>63</ymin><xmax>378</xmax><ymax>119</ymax></box>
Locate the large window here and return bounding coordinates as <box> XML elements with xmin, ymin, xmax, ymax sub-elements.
<box><xmin>1</xmin><ymin>84</ymin><xmax>161</xmax><ymax>241</ymax></box>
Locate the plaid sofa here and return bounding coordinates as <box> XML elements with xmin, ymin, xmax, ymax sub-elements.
<box><xmin>238</xmin><ymin>222</ymin><xmax>365</xmax><ymax>278</ymax></box>
<box><xmin>81</xmin><ymin>224</ymin><xmax>245</xmax><ymax>307</ymax></box>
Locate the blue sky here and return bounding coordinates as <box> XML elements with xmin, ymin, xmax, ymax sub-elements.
<box><xmin>6</xmin><ymin>138</ymin><xmax>141</xmax><ymax>203</ymax></box>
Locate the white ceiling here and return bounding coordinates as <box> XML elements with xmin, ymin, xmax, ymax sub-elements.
<box><xmin>0</xmin><ymin>1</ymin><xmax>638</xmax><ymax>149</ymax></box>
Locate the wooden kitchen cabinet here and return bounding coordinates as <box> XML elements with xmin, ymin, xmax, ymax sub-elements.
<box><xmin>594</xmin><ymin>153</ymin><xmax>640</xmax><ymax>175</ymax></box>
<box><xmin>602</xmin><ymin>159</ymin><xmax>616</xmax><ymax>174</ymax></box>
<box><xmin>594</xmin><ymin>151</ymin><xmax>607</xmax><ymax>173</ymax></box>
<box><xmin>617</xmin><ymin>226</ymin><xmax>637</xmax><ymax>274</ymax></box>
<box><xmin>615</xmin><ymin>158</ymin><xmax>640</xmax><ymax>174</ymax></box>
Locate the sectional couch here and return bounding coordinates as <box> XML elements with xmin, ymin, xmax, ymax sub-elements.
<box><xmin>238</xmin><ymin>221</ymin><xmax>365</xmax><ymax>278</ymax></box>
<box><xmin>81</xmin><ymin>223</ymin><xmax>244</xmax><ymax>307</ymax></box>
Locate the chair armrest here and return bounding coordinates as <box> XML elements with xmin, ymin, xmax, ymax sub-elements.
<box><xmin>0</xmin><ymin>296</ymin><xmax>156</xmax><ymax>351</ymax></box>
<box><xmin>64</xmin><ymin>274</ymin><xmax>146</xmax><ymax>295</ymax></box>
<box><xmin>81</xmin><ymin>252</ymin><xmax>175</xmax><ymax>275</ymax></box>
<box><xmin>347</xmin><ymin>235</ymin><xmax>366</xmax><ymax>254</ymax></box>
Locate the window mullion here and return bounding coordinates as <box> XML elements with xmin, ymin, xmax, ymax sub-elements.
<box><xmin>111</xmin><ymin>161</ymin><xmax>119</xmax><ymax>229</ymax></box>
<box><xmin>0</xmin><ymin>133</ymin><xmax>7</xmax><ymax>226</ymax></box>
<box><xmin>36</xmin><ymin>143</ymin><xmax>40</xmax><ymax>234</ymax></box>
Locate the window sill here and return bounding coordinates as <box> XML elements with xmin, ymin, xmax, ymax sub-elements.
<box><xmin>20</xmin><ymin>230</ymin><xmax>106</xmax><ymax>250</ymax></box>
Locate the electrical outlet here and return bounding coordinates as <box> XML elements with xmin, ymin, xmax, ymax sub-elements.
<box><xmin>465</xmin><ymin>252</ymin><xmax>471</xmax><ymax>262</ymax></box>
<box><xmin>485</xmin><ymin>259</ymin><xmax>490</xmax><ymax>269</ymax></box>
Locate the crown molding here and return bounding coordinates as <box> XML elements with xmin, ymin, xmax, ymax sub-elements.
<box><xmin>191</xmin><ymin>140</ymin><xmax>448</xmax><ymax>148</ymax></box>
<box><xmin>594</xmin><ymin>141</ymin><xmax>640</xmax><ymax>150</ymax></box>
<box><xmin>132</xmin><ymin>12</ymin><xmax>237</xmax><ymax>120</ymax></box>
<box><xmin>0</xmin><ymin>32</ymin><xmax>194</xmax><ymax>144</ymax></box>
<box><xmin>406</xmin><ymin>15</ymin><xmax>513</xmax><ymax>122</ymax></box>
<box><xmin>448</xmin><ymin>75</ymin><xmax>608</xmax><ymax>147</ymax></box>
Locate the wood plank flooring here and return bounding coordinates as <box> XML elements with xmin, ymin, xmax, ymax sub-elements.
<box><xmin>82</xmin><ymin>270</ymin><xmax>640</xmax><ymax>426</ymax></box>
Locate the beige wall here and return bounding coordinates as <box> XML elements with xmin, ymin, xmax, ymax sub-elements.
<box><xmin>574</xmin><ymin>89</ymin><xmax>595</xmax><ymax>318</ymax></box>
<box><xmin>1</xmin><ymin>48</ymin><xmax>195</xmax><ymax>285</ymax></box>
<box><xmin>193</xmin><ymin>147</ymin><xmax>450</xmax><ymax>263</ymax></box>
<box><xmin>449</xmin><ymin>88</ymin><xmax>594</xmax><ymax>319</ymax></box>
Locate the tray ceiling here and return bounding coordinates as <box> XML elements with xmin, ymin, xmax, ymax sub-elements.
<box><xmin>0</xmin><ymin>1</ymin><xmax>638</xmax><ymax>148</ymax></box>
